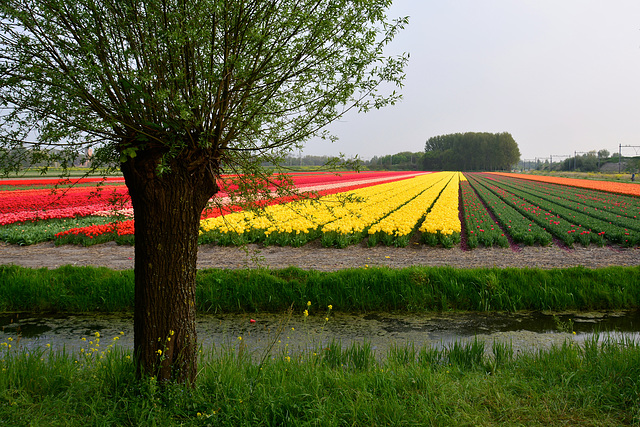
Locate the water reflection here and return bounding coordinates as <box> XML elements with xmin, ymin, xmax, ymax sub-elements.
<box><xmin>1</xmin><ymin>310</ymin><xmax>639</xmax><ymax>356</ymax></box>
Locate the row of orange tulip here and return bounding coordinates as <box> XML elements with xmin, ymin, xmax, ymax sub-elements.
<box><xmin>491</xmin><ymin>172</ymin><xmax>640</xmax><ymax>197</ymax></box>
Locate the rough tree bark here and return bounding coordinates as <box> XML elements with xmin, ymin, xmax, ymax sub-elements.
<box><xmin>120</xmin><ymin>145</ymin><xmax>219</xmax><ymax>382</ymax></box>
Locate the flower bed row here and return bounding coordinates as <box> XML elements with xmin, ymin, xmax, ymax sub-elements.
<box><xmin>6</xmin><ymin>170</ymin><xmax>640</xmax><ymax>249</ymax></box>
<box><xmin>490</xmin><ymin>172</ymin><xmax>640</xmax><ymax>197</ymax></box>
<box><xmin>321</xmin><ymin>173</ymin><xmax>451</xmax><ymax>248</ymax></box>
<box><xmin>471</xmin><ymin>173</ymin><xmax>638</xmax><ymax>246</ymax></box>
<box><xmin>52</xmin><ymin>220</ymin><xmax>136</xmax><ymax>246</ymax></box>
<box><xmin>200</xmin><ymin>173</ymin><xmax>445</xmax><ymax>248</ymax></box>
<box><xmin>0</xmin><ymin>186</ymin><xmax>132</xmax><ymax>224</ymax></box>
<box><xmin>0</xmin><ymin>216</ymin><xmax>116</xmax><ymax>246</ymax></box>
<box><xmin>362</xmin><ymin>172</ymin><xmax>459</xmax><ymax>248</ymax></box>
<box><xmin>466</xmin><ymin>174</ymin><xmax>553</xmax><ymax>246</ymax></box>
<box><xmin>2</xmin><ymin>172</ymin><xmax>419</xmax><ymax>225</ymax></box>
<box><xmin>459</xmin><ymin>179</ymin><xmax>508</xmax><ymax>249</ymax></box>
<box><xmin>50</xmin><ymin>172</ymin><xmax>423</xmax><ymax>246</ymax></box>
<box><xmin>487</xmin><ymin>175</ymin><xmax>640</xmax><ymax>230</ymax></box>
<box><xmin>0</xmin><ymin>177</ymin><xmax>125</xmax><ymax>187</ymax></box>
<box><xmin>417</xmin><ymin>172</ymin><xmax>462</xmax><ymax>248</ymax></box>
<box><xmin>473</xmin><ymin>174</ymin><xmax>601</xmax><ymax>246</ymax></box>
<box><xmin>213</xmin><ymin>171</ymin><xmax>423</xmax><ymax>201</ymax></box>
<box><xmin>0</xmin><ymin>172</ymin><xmax>417</xmax><ymax>244</ymax></box>
<box><xmin>487</xmin><ymin>173</ymin><xmax>640</xmax><ymax>246</ymax></box>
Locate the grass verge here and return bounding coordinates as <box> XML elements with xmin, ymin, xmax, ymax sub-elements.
<box><xmin>1</xmin><ymin>264</ymin><xmax>639</xmax><ymax>313</ymax></box>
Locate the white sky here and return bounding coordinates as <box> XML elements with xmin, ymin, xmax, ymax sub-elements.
<box><xmin>302</xmin><ymin>0</ymin><xmax>640</xmax><ymax>162</ymax></box>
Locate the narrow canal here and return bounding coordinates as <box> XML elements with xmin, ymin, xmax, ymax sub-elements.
<box><xmin>2</xmin><ymin>310</ymin><xmax>639</xmax><ymax>358</ymax></box>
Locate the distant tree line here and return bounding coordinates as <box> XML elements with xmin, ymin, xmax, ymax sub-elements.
<box><xmin>423</xmin><ymin>132</ymin><xmax>520</xmax><ymax>171</ymax></box>
<box><xmin>2</xmin><ymin>147</ymin><xmax>95</xmax><ymax>169</ymax></box>
<box><xmin>557</xmin><ymin>150</ymin><xmax>607</xmax><ymax>172</ymax></box>
<box><xmin>366</xmin><ymin>151</ymin><xmax>424</xmax><ymax>171</ymax></box>
<box><xmin>276</xmin><ymin>155</ymin><xmax>337</xmax><ymax>167</ymax></box>
<box><xmin>267</xmin><ymin>153</ymin><xmax>426</xmax><ymax>171</ymax></box>
<box><xmin>520</xmin><ymin>149</ymin><xmax>640</xmax><ymax>173</ymax></box>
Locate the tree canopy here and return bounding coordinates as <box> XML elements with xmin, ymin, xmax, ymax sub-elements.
<box><xmin>423</xmin><ymin>132</ymin><xmax>520</xmax><ymax>171</ymax></box>
<box><xmin>0</xmin><ymin>0</ymin><xmax>406</xmax><ymax>174</ymax></box>
<box><xmin>0</xmin><ymin>0</ymin><xmax>407</xmax><ymax>382</ymax></box>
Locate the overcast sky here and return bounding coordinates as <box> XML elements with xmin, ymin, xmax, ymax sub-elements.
<box><xmin>302</xmin><ymin>0</ymin><xmax>640</xmax><ymax>162</ymax></box>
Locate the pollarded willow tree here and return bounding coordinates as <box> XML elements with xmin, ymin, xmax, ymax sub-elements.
<box><xmin>0</xmin><ymin>1</ymin><xmax>407</xmax><ymax>381</ymax></box>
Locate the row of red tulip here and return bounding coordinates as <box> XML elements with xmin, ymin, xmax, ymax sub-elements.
<box><xmin>473</xmin><ymin>173</ymin><xmax>639</xmax><ymax>246</ymax></box>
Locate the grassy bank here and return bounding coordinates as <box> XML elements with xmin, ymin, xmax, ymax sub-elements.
<box><xmin>1</xmin><ymin>264</ymin><xmax>639</xmax><ymax>313</ymax></box>
<box><xmin>3</xmin><ymin>265</ymin><xmax>640</xmax><ymax>424</ymax></box>
<box><xmin>1</xmin><ymin>332</ymin><xmax>638</xmax><ymax>425</ymax></box>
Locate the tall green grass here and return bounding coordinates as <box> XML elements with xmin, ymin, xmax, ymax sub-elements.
<box><xmin>0</xmin><ymin>333</ymin><xmax>638</xmax><ymax>425</ymax></box>
<box><xmin>1</xmin><ymin>264</ymin><xmax>639</xmax><ymax>313</ymax></box>
<box><xmin>0</xmin><ymin>265</ymin><xmax>133</xmax><ymax>312</ymax></box>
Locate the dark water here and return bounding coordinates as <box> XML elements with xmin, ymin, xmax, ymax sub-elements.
<box><xmin>1</xmin><ymin>310</ymin><xmax>639</xmax><ymax>356</ymax></box>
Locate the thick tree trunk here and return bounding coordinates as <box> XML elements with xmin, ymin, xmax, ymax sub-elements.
<box><xmin>121</xmin><ymin>148</ymin><xmax>218</xmax><ymax>383</ymax></box>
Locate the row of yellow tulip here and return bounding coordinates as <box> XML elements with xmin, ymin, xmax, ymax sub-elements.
<box><xmin>367</xmin><ymin>172</ymin><xmax>456</xmax><ymax>245</ymax></box>
<box><xmin>321</xmin><ymin>172</ymin><xmax>457</xmax><ymax>247</ymax></box>
<box><xmin>419</xmin><ymin>172</ymin><xmax>463</xmax><ymax>247</ymax></box>
<box><xmin>199</xmin><ymin>175</ymin><xmax>409</xmax><ymax>244</ymax></box>
<box><xmin>321</xmin><ymin>173</ymin><xmax>450</xmax><ymax>235</ymax></box>
<box><xmin>199</xmin><ymin>172</ymin><xmax>461</xmax><ymax>247</ymax></box>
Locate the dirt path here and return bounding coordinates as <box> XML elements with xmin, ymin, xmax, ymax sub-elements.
<box><xmin>2</xmin><ymin>241</ymin><xmax>639</xmax><ymax>271</ymax></box>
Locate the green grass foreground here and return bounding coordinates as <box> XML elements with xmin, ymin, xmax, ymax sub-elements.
<box><xmin>1</xmin><ymin>334</ymin><xmax>639</xmax><ymax>425</ymax></box>
<box><xmin>1</xmin><ymin>264</ymin><xmax>639</xmax><ymax>313</ymax></box>
<box><xmin>2</xmin><ymin>265</ymin><xmax>640</xmax><ymax>425</ymax></box>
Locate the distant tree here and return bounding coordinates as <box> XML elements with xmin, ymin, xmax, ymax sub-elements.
<box><xmin>582</xmin><ymin>151</ymin><xmax>598</xmax><ymax>172</ymax></box>
<box><xmin>598</xmin><ymin>149</ymin><xmax>610</xmax><ymax>159</ymax></box>
<box><xmin>423</xmin><ymin>132</ymin><xmax>520</xmax><ymax>171</ymax></box>
<box><xmin>559</xmin><ymin>152</ymin><xmax>599</xmax><ymax>172</ymax></box>
<box><xmin>365</xmin><ymin>151</ymin><xmax>424</xmax><ymax>171</ymax></box>
<box><xmin>0</xmin><ymin>0</ymin><xmax>407</xmax><ymax>382</ymax></box>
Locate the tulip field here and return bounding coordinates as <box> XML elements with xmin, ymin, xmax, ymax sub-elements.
<box><xmin>200</xmin><ymin>171</ymin><xmax>462</xmax><ymax>248</ymax></box>
<box><xmin>2</xmin><ymin>170</ymin><xmax>640</xmax><ymax>249</ymax></box>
